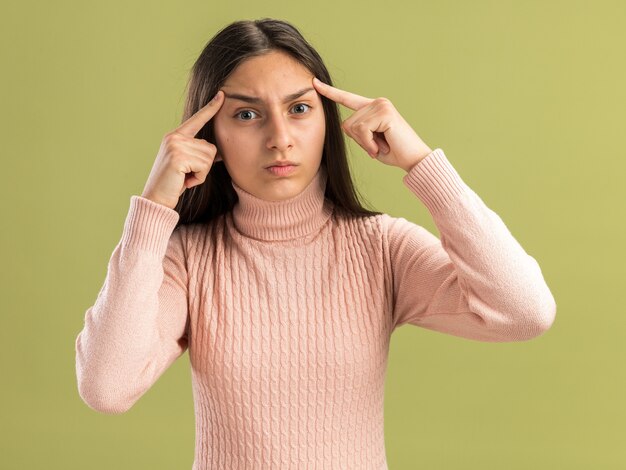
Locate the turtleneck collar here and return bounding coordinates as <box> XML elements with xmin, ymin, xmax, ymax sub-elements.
<box><xmin>230</xmin><ymin>165</ymin><xmax>334</xmax><ymax>242</ymax></box>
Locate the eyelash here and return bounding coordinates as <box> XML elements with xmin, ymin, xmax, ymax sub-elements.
<box><xmin>233</xmin><ymin>103</ymin><xmax>313</xmax><ymax>121</ymax></box>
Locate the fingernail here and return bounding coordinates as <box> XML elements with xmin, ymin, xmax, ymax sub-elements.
<box><xmin>212</xmin><ymin>90</ymin><xmax>221</xmax><ymax>101</ymax></box>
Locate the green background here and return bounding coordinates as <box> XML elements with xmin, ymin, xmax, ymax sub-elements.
<box><xmin>2</xmin><ymin>0</ymin><xmax>623</xmax><ymax>468</ymax></box>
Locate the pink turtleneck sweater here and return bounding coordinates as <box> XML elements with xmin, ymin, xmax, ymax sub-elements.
<box><xmin>75</xmin><ymin>148</ymin><xmax>556</xmax><ymax>469</ymax></box>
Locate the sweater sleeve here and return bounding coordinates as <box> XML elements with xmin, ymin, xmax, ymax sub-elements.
<box><xmin>383</xmin><ymin>148</ymin><xmax>557</xmax><ymax>342</ymax></box>
<box><xmin>75</xmin><ymin>195</ymin><xmax>190</xmax><ymax>414</ymax></box>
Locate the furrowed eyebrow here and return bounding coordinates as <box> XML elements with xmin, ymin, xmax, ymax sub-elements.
<box><xmin>223</xmin><ymin>87</ymin><xmax>315</xmax><ymax>105</ymax></box>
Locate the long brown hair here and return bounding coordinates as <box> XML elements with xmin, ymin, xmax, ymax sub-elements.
<box><xmin>174</xmin><ymin>18</ymin><xmax>383</xmax><ymax>227</ymax></box>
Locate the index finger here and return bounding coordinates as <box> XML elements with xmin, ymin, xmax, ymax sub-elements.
<box><xmin>313</xmin><ymin>77</ymin><xmax>373</xmax><ymax>111</ymax></box>
<box><xmin>175</xmin><ymin>90</ymin><xmax>224</xmax><ymax>137</ymax></box>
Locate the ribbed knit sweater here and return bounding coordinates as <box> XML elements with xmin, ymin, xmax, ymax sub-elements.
<box><xmin>75</xmin><ymin>148</ymin><xmax>556</xmax><ymax>469</ymax></box>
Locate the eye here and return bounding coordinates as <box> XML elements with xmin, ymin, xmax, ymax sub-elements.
<box><xmin>291</xmin><ymin>103</ymin><xmax>312</xmax><ymax>114</ymax></box>
<box><xmin>234</xmin><ymin>109</ymin><xmax>258</xmax><ymax>121</ymax></box>
<box><xmin>233</xmin><ymin>103</ymin><xmax>312</xmax><ymax>121</ymax></box>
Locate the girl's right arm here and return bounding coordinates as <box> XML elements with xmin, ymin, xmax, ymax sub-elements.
<box><xmin>75</xmin><ymin>196</ymin><xmax>189</xmax><ymax>414</ymax></box>
<box><xmin>75</xmin><ymin>91</ymin><xmax>224</xmax><ymax>413</ymax></box>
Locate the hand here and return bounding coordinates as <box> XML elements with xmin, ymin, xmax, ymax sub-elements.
<box><xmin>312</xmin><ymin>77</ymin><xmax>433</xmax><ymax>172</ymax></box>
<box><xmin>141</xmin><ymin>90</ymin><xmax>225</xmax><ymax>209</ymax></box>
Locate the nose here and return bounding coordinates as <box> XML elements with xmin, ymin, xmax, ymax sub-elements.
<box><xmin>265</xmin><ymin>112</ymin><xmax>293</xmax><ymax>152</ymax></box>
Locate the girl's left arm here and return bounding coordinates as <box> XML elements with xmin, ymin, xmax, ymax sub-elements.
<box><xmin>382</xmin><ymin>148</ymin><xmax>557</xmax><ymax>341</ymax></box>
<box><xmin>311</xmin><ymin>79</ymin><xmax>556</xmax><ymax>341</ymax></box>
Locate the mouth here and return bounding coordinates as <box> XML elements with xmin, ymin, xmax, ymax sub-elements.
<box><xmin>264</xmin><ymin>161</ymin><xmax>298</xmax><ymax>169</ymax></box>
<box><xmin>266</xmin><ymin>164</ymin><xmax>298</xmax><ymax>176</ymax></box>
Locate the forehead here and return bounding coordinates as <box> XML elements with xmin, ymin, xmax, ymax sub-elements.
<box><xmin>221</xmin><ymin>51</ymin><xmax>314</xmax><ymax>98</ymax></box>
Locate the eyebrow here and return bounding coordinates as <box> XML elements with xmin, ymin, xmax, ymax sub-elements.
<box><xmin>223</xmin><ymin>87</ymin><xmax>315</xmax><ymax>105</ymax></box>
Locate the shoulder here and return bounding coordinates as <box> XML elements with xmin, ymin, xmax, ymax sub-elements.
<box><xmin>173</xmin><ymin>213</ymin><xmax>228</xmax><ymax>255</ymax></box>
<box><xmin>331</xmin><ymin>207</ymin><xmax>412</xmax><ymax>249</ymax></box>
<box><xmin>331</xmin><ymin>206</ymin><xmax>426</xmax><ymax>235</ymax></box>
<box><xmin>376</xmin><ymin>213</ymin><xmax>441</xmax><ymax>252</ymax></box>
<box><xmin>332</xmin><ymin>205</ymin><xmax>385</xmax><ymax>233</ymax></box>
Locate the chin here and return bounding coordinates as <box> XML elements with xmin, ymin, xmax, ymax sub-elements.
<box><xmin>264</xmin><ymin>184</ymin><xmax>303</xmax><ymax>201</ymax></box>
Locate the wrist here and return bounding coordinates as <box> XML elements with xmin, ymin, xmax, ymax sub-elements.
<box><xmin>402</xmin><ymin>148</ymin><xmax>432</xmax><ymax>173</ymax></box>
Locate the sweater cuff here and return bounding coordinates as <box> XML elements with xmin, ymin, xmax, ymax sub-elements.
<box><xmin>402</xmin><ymin>148</ymin><xmax>469</xmax><ymax>214</ymax></box>
<box><xmin>120</xmin><ymin>195</ymin><xmax>180</xmax><ymax>255</ymax></box>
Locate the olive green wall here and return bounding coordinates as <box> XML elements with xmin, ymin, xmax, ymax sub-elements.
<box><xmin>2</xmin><ymin>0</ymin><xmax>623</xmax><ymax>468</ymax></box>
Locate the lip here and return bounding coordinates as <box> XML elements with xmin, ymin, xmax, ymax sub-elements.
<box><xmin>266</xmin><ymin>165</ymin><xmax>298</xmax><ymax>176</ymax></box>
<box><xmin>264</xmin><ymin>161</ymin><xmax>298</xmax><ymax>168</ymax></box>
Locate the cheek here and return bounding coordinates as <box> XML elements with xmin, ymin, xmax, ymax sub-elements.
<box><xmin>311</xmin><ymin>114</ymin><xmax>326</xmax><ymax>143</ymax></box>
<box><xmin>214</xmin><ymin>119</ymin><xmax>235</xmax><ymax>150</ymax></box>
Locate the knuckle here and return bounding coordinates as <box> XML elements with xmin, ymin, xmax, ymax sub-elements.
<box><xmin>204</xmin><ymin>145</ymin><xmax>217</xmax><ymax>158</ymax></box>
<box><xmin>374</xmin><ymin>98</ymin><xmax>392</xmax><ymax>111</ymax></box>
<box><xmin>354</xmin><ymin>121</ymin><xmax>367</xmax><ymax>132</ymax></box>
<box><xmin>164</xmin><ymin>132</ymin><xmax>181</xmax><ymax>145</ymax></box>
<box><xmin>164</xmin><ymin>139</ymin><xmax>178</xmax><ymax>153</ymax></box>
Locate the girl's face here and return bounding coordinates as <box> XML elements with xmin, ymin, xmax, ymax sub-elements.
<box><xmin>213</xmin><ymin>50</ymin><xmax>326</xmax><ymax>202</ymax></box>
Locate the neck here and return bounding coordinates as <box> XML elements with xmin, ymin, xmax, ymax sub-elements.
<box><xmin>230</xmin><ymin>165</ymin><xmax>333</xmax><ymax>241</ymax></box>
